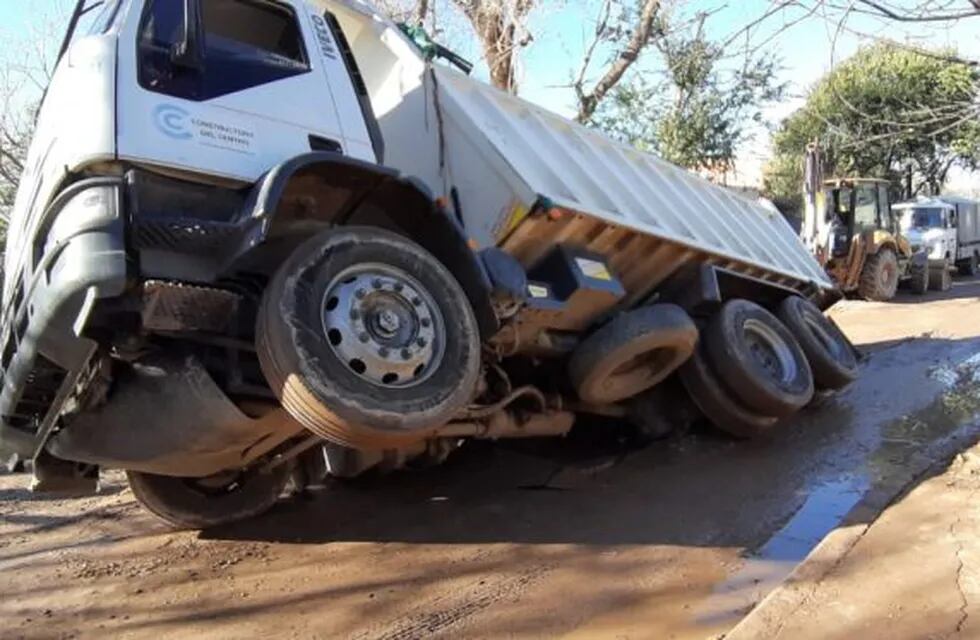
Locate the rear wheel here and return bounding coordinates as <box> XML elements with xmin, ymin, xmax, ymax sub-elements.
<box><xmin>625</xmin><ymin>378</ymin><xmax>698</xmax><ymax>442</ymax></box>
<box><xmin>958</xmin><ymin>254</ymin><xmax>978</xmax><ymax>277</ymax></box>
<box><xmin>258</xmin><ymin>227</ymin><xmax>481</xmax><ymax>450</ymax></box>
<box><xmin>127</xmin><ymin>465</ymin><xmax>291</xmax><ymax>530</ymax></box>
<box><xmin>679</xmin><ymin>343</ymin><xmax>780</xmax><ymax>439</ymax></box>
<box><xmin>704</xmin><ymin>299</ymin><xmax>814</xmax><ymax>417</ymax></box>
<box><xmin>778</xmin><ymin>296</ymin><xmax>858</xmax><ymax>390</ymax></box>
<box><xmin>858</xmin><ymin>248</ymin><xmax>899</xmax><ymax>301</ymax></box>
<box><xmin>569</xmin><ymin>304</ymin><xmax>698</xmax><ymax>404</ymax></box>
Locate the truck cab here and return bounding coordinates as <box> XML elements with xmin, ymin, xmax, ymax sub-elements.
<box><xmin>1</xmin><ymin>0</ymin><xmax>494</xmax><ymax>516</ymax></box>
<box><xmin>893</xmin><ymin>200</ymin><xmax>958</xmax><ymax>268</ymax></box>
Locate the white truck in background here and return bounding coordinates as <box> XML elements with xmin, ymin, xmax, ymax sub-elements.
<box><xmin>0</xmin><ymin>0</ymin><xmax>857</xmax><ymax>529</ymax></box>
<box><xmin>893</xmin><ymin>196</ymin><xmax>980</xmax><ymax>281</ymax></box>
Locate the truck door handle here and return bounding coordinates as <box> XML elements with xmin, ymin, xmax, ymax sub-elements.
<box><xmin>309</xmin><ymin>135</ymin><xmax>342</xmax><ymax>153</ymax></box>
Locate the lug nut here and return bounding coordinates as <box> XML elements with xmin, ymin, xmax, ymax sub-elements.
<box><xmin>394</xmin><ymin>282</ymin><xmax>404</xmax><ymax>292</ymax></box>
<box><xmin>379</xmin><ymin>347</ymin><xmax>390</xmax><ymax>358</ymax></box>
<box><xmin>411</xmin><ymin>297</ymin><xmax>422</xmax><ymax>307</ymax></box>
<box><xmin>401</xmin><ymin>349</ymin><xmax>412</xmax><ymax>360</ymax></box>
<box><xmin>372</xmin><ymin>279</ymin><xmax>383</xmax><ymax>289</ymax></box>
<box><xmin>359</xmin><ymin>332</ymin><xmax>370</xmax><ymax>343</ymax></box>
<box><xmin>350</xmin><ymin>309</ymin><xmax>360</xmax><ymax>320</ymax></box>
<box><xmin>355</xmin><ymin>288</ymin><xmax>367</xmax><ymax>299</ymax></box>
<box><xmin>420</xmin><ymin>317</ymin><xmax>432</xmax><ymax>328</ymax></box>
<box><xmin>417</xmin><ymin>337</ymin><xmax>427</xmax><ymax>347</ymax></box>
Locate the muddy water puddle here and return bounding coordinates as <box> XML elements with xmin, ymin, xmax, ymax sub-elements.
<box><xmin>688</xmin><ymin>361</ymin><xmax>980</xmax><ymax>638</ymax></box>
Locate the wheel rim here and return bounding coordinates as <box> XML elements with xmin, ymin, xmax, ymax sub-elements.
<box><xmin>881</xmin><ymin>262</ymin><xmax>895</xmax><ymax>287</ymax></box>
<box><xmin>742</xmin><ymin>318</ymin><xmax>797</xmax><ymax>385</ymax></box>
<box><xmin>321</xmin><ymin>263</ymin><xmax>446</xmax><ymax>388</ymax></box>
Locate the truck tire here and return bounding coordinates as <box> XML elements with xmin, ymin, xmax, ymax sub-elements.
<box><xmin>258</xmin><ymin>227</ymin><xmax>481</xmax><ymax>450</ymax></box>
<box><xmin>127</xmin><ymin>465</ymin><xmax>291</xmax><ymax>530</ymax></box>
<box><xmin>569</xmin><ymin>304</ymin><xmax>698</xmax><ymax>404</ymax></box>
<box><xmin>625</xmin><ymin>377</ymin><xmax>697</xmax><ymax>442</ymax></box>
<box><xmin>704</xmin><ymin>299</ymin><xmax>814</xmax><ymax>418</ymax></box>
<box><xmin>909</xmin><ymin>263</ymin><xmax>929</xmax><ymax>295</ymax></box>
<box><xmin>958</xmin><ymin>254</ymin><xmax>977</xmax><ymax>277</ymax></box>
<box><xmin>679</xmin><ymin>343</ymin><xmax>780</xmax><ymax>439</ymax></box>
<box><xmin>777</xmin><ymin>296</ymin><xmax>858</xmax><ymax>390</ymax></box>
<box><xmin>930</xmin><ymin>262</ymin><xmax>952</xmax><ymax>291</ymax></box>
<box><xmin>857</xmin><ymin>248</ymin><xmax>899</xmax><ymax>301</ymax></box>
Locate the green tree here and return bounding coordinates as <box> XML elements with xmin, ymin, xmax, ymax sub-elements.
<box><xmin>766</xmin><ymin>43</ymin><xmax>980</xmax><ymax>208</ymax></box>
<box><xmin>586</xmin><ymin>14</ymin><xmax>785</xmax><ymax>174</ymax></box>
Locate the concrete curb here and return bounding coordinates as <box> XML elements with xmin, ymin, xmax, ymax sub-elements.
<box><xmin>724</xmin><ymin>427</ymin><xmax>980</xmax><ymax>640</ymax></box>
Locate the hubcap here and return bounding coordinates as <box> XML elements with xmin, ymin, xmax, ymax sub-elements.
<box><xmin>322</xmin><ymin>263</ymin><xmax>445</xmax><ymax>388</ymax></box>
<box><xmin>743</xmin><ymin>319</ymin><xmax>797</xmax><ymax>385</ymax></box>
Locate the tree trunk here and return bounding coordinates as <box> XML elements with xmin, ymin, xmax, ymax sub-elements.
<box><xmin>453</xmin><ymin>0</ymin><xmax>533</xmax><ymax>94</ymax></box>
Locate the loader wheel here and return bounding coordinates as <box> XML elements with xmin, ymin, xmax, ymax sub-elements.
<box><xmin>909</xmin><ymin>263</ymin><xmax>929</xmax><ymax>295</ymax></box>
<box><xmin>959</xmin><ymin>254</ymin><xmax>978</xmax><ymax>277</ymax></box>
<box><xmin>569</xmin><ymin>304</ymin><xmax>698</xmax><ymax>404</ymax></box>
<box><xmin>930</xmin><ymin>262</ymin><xmax>952</xmax><ymax>291</ymax></box>
<box><xmin>857</xmin><ymin>248</ymin><xmax>899</xmax><ymax>301</ymax></box>
<box><xmin>679</xmin><ymin>343</ymin><xmax>780</xmax><ymax>439</ymax></box>
<box><xmin>257</xmin><ymin>227</ymin><xmax>481</xmax><ymax>450</ymax></box>
<box><xmin>704</xmin><ymin>299</ymin><xmax>814</xmax><ymax>418</ymax></box>
<box><xmin>127</xmin><ymin>465</ymin><xmax>291</xmax><ymax>530</ymax></box>
<box><xmin>778</xmin><ymin>296</ymin><xmax>858</xmax><ymax>390</ymax></box>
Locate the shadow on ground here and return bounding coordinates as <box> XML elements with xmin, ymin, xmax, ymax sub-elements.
<box><xmin>203</xmin><ymin>336</ymin><xmax>980</xmax><ymax>556</ymax></box>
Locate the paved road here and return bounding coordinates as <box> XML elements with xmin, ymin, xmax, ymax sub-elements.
<box><xmin>3</xmin><ymin>278</ymin><xmax>980</xmax><ymax>639</ymax></box>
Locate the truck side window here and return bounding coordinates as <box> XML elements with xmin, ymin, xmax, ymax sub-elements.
<box><xmin>138</xmin><ymin>0</ymin><xmax>310</xmax><ymax>101</ymax></box>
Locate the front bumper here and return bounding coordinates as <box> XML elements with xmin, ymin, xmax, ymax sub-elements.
<box><xmin>0</xmin><ymin>179</ymin><xmax>128</xmax><ymax>456</ymax></box>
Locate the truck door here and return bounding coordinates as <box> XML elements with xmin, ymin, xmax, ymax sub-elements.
<box><xmin>115</xmin><ymin>0</ymin><xmax>376</xmax><ymax>184</ymax></box>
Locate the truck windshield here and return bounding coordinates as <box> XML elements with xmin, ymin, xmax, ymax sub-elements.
<box><xmin>903</xmin><ymin>208</ymin><xmax>945</xmax><ymax>229</ymax></box>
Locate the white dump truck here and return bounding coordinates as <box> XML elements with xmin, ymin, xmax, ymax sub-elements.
<box><xmin>893</xmin><ymin>196</ymin><xmax>980</xmax><ymax>285</ymax></box>
<box><xmin>0</xmin><ymin>0</ymin><xmax>857</xmax><ymax>528</ymax></box>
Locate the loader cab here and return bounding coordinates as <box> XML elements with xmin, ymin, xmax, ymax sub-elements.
<box><xmin>823</xmin><ymin>179</ymin><xmax>894</xmax><ymax>257</ymax></box>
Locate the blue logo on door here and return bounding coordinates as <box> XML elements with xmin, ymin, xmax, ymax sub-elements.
<box><xmin>153</xmin><ymin>104</ymin><xmax>192</xmax><ymax>140</ymax></box>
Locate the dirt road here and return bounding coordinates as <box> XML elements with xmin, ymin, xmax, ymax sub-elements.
<box><xmin>4</xmin><ymin>278</ymin><xmax>980</xmax><ymax>640</ymax></box>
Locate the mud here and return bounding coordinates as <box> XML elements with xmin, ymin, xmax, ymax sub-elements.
<box><xmin>3</xmin><ymin>279</ymin><xmax>980</xmax><ymax>639</ymax></box>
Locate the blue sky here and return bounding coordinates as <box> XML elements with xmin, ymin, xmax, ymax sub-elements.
<box><xmin>1</xmin><ymin>0</ymin><xmax>978</xmax><ymax>190</ymax></box>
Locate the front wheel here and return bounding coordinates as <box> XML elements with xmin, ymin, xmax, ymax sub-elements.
<box><xmin>127</xmin><ymin>466</ymin><xmax>291</xmax><ymax>530</ymax></box>
<box><xmin>930</xmin><ymin>261</ymin><xmax>952</xmax><ymax>291</ymax></box>
<box><xmin>858</xmin><ymin>248</ymin><xmax>899</xmax><ymax>301</ymax></box>
<box><xmin>258</xmin><ymin>227</ymin><xmax>481</xmax><ymax>450</ymax></box>
<box><xmin>909</xmin><ymin>263</ymin><xmax>929</xmax><ymax>295</ymax></box>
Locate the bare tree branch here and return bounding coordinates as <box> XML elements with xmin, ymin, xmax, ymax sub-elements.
<box><xmin>575</xmin><ymin>0</ymin><xmax>662</xmax><ymax>123</ymax></box>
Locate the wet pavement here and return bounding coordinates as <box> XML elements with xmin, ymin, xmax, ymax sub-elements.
<box><xmin>2</xmin><ymin>278</ymin><xmax>980</xmax><ymax>639</ymax></box>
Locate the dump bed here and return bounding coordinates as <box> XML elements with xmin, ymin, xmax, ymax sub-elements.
<box><xmin>940</xmin><ymin>196</ymin><xmax>980</xmax><ymax>246</ymax></box>
<box><xmin>330</xmin><ymin>0</ymin><xmax>834</xmax><ymax>304</ymax></box>
<box><xmin>430</xmin><ymin>68</ymin><xmax>833</xmax><ymax>295</ymax></box>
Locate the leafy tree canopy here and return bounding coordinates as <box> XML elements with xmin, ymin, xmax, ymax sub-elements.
<box><xmin>587</xmin><ymin>17</ymin><xmax>785</xmax><ymax>175</ymax></box>
<box><xmin>765</xmin><ymin>43</ymin><xmax>980</xmax><ymax>212</ymax></box>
